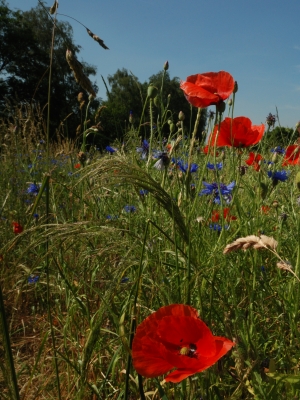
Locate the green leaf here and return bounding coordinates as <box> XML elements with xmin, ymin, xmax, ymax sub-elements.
<box><xmin>266</xmin><ymin>372</ymin><xmax>300</xmax><ymax>385</ymax></box>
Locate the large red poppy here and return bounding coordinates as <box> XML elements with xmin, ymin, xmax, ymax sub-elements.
<box><xmin>282</xmin><ymin>145</ymin><xmax>300</xmax><ymax>166</ymax></box>
<box><xmin>209</xmin><ymin>117</ymin><xmax>264</xmax><ymax>147</ymax></box>
<box><xmin>132</xmin><ymin>304</ymin><xmax>234</xmax><ymax>383</ymax></box>
<box><xmin>245</xmin><ymin>152</ymin><xmax>263</xmax><ymax>171</ymax></box>
<box><xmin>180</xmin><ymin>71</ymin><xmax>234</xmax><ymax>108</ymax></box>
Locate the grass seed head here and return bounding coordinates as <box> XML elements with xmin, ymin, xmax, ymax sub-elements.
<box><xmin>66</xmin><ymin>49</ymin><xmax>96</xmax><ymax>98</ymax></box>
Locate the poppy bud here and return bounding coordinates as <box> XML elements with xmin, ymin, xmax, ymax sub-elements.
<box><xmin>154</xmin><ymin>95</ymin><xmax>161</xmax><ymax>108</ymax></box>
<box><xmin>169</xmin><ymin>123</ymin><xmax>176</xmax><ymax>134</ymax></box>
<box><xmin>227</xmin><ymin>99</ymin><xmax>233</xmax><ymax>106</ymax></box>
<box><xmin>216</xmin><ymin>101</ymin><xmax>226</xmax><ymax>114</ymax></box>
<box><xmin>233</xmin><ymin>81</ymin><xmax>238</xmax><ymax>93</ymax></box>
<box><xmin>147</xmin><ymin>84</ymin><xmax>158</xmax><ymax>99</ymax></box>
<box><xmin>164</xmin><ymin>61</ymin><xmax>169</xmax><ymax>71</ymax></box>
<box><xmin>178</xmin><ymin>111</ymin><xmax>185</xmax><ymax>121</ymax></box>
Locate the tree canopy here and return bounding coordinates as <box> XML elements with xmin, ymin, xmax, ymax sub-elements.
<box><xmin>0</xmin><ymin>0</ymin><xmax>98</xmax><ymax>136</ymax></box>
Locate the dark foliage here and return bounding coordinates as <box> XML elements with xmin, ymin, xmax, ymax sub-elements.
<box><xmin>0</xmin><ymin>0</ymin><xmax>98</xmax><ymax>138</ymax></box>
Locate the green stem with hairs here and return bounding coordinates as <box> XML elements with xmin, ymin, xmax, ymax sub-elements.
<box><xmin>124</xmin><ymin>220</ymin><xmax>150</xmax><ymax>400</ymax></box>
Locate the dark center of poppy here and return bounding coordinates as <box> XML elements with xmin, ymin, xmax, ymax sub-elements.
<box><xmin>179</xmin><ymin>343</ymin><xmax>197</xmax><ymax>358</ymax></box>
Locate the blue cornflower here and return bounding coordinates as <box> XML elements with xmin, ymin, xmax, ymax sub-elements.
<box><xmin>106</xmin><ymin>215</ymin><xmax>119</xmax><ymax>220</ymax></box>
<box><xmin>136</xmin><ymin>139</ymin><xmax>149</xmax><ymax>160</ymax></box>
<box><xmin>209</xmin><ymin>224</ymin><xmax>229</xmax><ymax>232</ymax></box>
<box><xmin>28</xmin><ymin>275</ymin><xmax>39</xmax><ymax>284</ymax></box>
<box><xmin>267</xmin><ymin>170</ymin><xmax>289</xmax><ymax>183</ymax></box>
<box><xmin>124</xmin><ymin>205</ymin><xmax>136</xmax><ymax>213</ymax></box>
<box><xmin>271</xmin><ymin>146</ymin><xmax>285</xmax><ymax>155</ymax></box>
<box><xmin>106</xmin><ymin>146</ymin><xmax>117</xmax><ymax>154</ymax></box>
<box><xmin>33</xmin><ymin>213</ymin><xmax>39</xmax><ymax>220</ymax></box>
<box><xmin>199</xmin><ymin>181</ymin><xmax>235</xmax><ymax>204</ymax></box>
<box><xmin>177</xmin><ymin>160</ymin><xmax>199</xmax><ymax>173</ymax></box>
<box><xmin>139</xmin><ymin>189</ymin><xmax>149</xmax><ymax>196</ymax></box>
<box><xmin>121</xmin><ymin>277</ymin><xmax>129</xmax><ymax>283</ymax></box>
<box><xmin>27</xmin><ymin>183</ymin><xmax>40</xmax><ymax>196</ymax></box>
<box><xmin>207</xmin><ymin>162</ymin><xmax>223</xmax><ymax>171</ymax></box>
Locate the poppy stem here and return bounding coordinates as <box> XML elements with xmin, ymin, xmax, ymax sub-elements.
<box><xmin>155</xmin><ymin>378</ymin><xmax>169</xmax><ymax>399</ymax></box>
<box><xmin>137</xmin><ymin>374</ymin><xmax>146</xmax><ymax>400</ymax></box>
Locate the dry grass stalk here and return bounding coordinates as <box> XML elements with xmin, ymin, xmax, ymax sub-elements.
<box><xmin>66</xmin><ymin>50</ymin><xmax>96</xmax><ymax>97</ymax></box>
<box><xmin>86</xmin><ymin>28</ymin><xmax>109</xmax><ymax>50</ymax></box>
<box><xmin>223</xmin><ymin>234</ymin><xmax>278</xmax><ymax>254</ymax></box>
<box><xmin>277</xmin><ymin>261</ymin><xmax>292</xmax><ymax>271</ymax></box>
<box><xmin>49</xmin><ymin>0</ymin><xmax>58</xmax><ymax>15</ymax></box>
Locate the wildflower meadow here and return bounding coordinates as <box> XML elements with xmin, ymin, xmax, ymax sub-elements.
<box><xmin>2</xmin><ymin>1</ymin><xmax>300</xmax><ymax>399</ymax></box>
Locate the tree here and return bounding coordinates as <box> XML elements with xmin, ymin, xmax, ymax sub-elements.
<box><xmin>0</xmin><ymin>1</ymin><xmax>98</xmax><ymax>137</ymax></box>
<box><xmin>263</xmin><ymin>126</ymin><xmax>297</xmax><ymax>148</ymax></box>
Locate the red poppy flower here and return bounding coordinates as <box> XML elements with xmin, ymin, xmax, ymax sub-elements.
<box><xmin>261</xmin><ymin>206</ymin><xmax>270</xmax><ymax>214</ymax></box>
<box><xmin>132</xmin><ymin>304</ymin><xmax>234</xmax><ymax>383</ymax></box>
<box><xmin>180</xmin><ymin>71</ymin><xmax>234</xmax><ymax>108</ymax></box>
<box><xmin>245</xmin><ymin>152</ymin><xmax>263</xmax><ymax>171</ymax></box>
<box><xmin>74</xmin><ymin>163</ymin><xmax>81</xmax><ymax>169</ymax></box>
<box><xmin>12</xmin><ymin>222</ymin><xmax>23</xmax><ymax>234</ymax></box>
<box><xmin>203</xmin><ymin>145</ymin><xmax>219</xmax><ymax>157</ymax></box>
<box><xmin>282</xmin><ymin>145</ymin><xmax>300</xmax><ymax>166</ymax></box>
<box><xmin>209</xmin><ymin>117</ymin><xmax>264</xmax><ymax>148</ymax></box>
<box><xmin>211</xmin><ymin>208</ymin><xmax>237</xmax><ymax>222</ymax></box>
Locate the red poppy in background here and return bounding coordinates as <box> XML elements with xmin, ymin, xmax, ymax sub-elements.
<box><xmin>211</xmin><ymin>208</ymin><xmax>237</xmax><ymax>222</ymax></box>
<box><xmin>245</xmin><ymin>152</ymin><xmax>263</xmax><ymax>171</ymax></box>
<box><xmin>209</xmin><ymin>117</ymin><xmax>264</xmax><ymax>148</ymax></box>
<box><xmin>74</xmin><ymin>163</ymin><xmax>81</xmax><ymax>169</ymax></box>
<box><xmin>12</xmin><ymin>222</ymin><xmax>23</xmax><ymax>234</ymax></box>
<box><xmin>261</xmin><ymin>206</ymin><xmax>270</xmax><ymax>215</ymax></box>
<box><xmin>203</xmin><ymin>145</ymin><xmax>219</xmax><ymax>157</ymax></box>
<box><xmin>282</xmin><ymin>145</ymin><xmax>300</xmax><ymax>166</ymax></box>
<box><xmin>132</xmin><ymin>304</ymin><xmax>234</xmax><ymax>383</ymax></box>
<box><xmin>180</xmin><ymin>71</ymin><xmax>234</xmax><ymax>108</ymax></box>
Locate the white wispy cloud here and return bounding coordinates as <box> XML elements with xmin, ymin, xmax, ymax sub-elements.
<box><xmin>294</xmin><ymin>45</ymin><xmax>300</xmax><ymax>50</ymax></box>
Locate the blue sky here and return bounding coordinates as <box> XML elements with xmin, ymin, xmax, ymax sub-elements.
<box><xmin>6</xmin><ymin>0</ymin><xmax>300</xmax><ymax>128</ymax></box>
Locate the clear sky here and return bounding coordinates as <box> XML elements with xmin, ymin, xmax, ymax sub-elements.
<box><xmin>6</xmin><ymin>0</ymin><xmax>300</xmax><ymax>128</ymax></box>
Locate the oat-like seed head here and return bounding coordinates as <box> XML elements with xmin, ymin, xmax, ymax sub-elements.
<box><xmin>86</xmin><ymin>28</ymin><xmax>109</xmax><ymax>50</ymax></box>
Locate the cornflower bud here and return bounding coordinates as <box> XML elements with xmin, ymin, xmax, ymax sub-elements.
<box><xmin>129</xmin><ymin>110</ymin><xmax>134</xmax><ymax>124</ymax></box>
